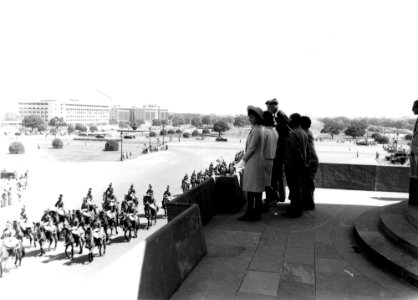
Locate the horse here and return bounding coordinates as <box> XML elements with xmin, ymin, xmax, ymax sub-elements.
<box><xmin>121</xmin><ymin>212</ymin><xmax>139</xmax><ymax>242</ymax></box>
<box><xmin>0</xmin><ymin>238</ymin><xmax>25</xmax><ymax>278</ymax></box>
<box><xmin>143</xmin><ymin>195</ymin><xmax>158</xmax><ymax>229</ymax></box>
<box><xmin>84</xmin><ymin>226</ymin><xmax>106</xmax><ymax>262</ymax></box>
<box><xmin>98</xmin><ymin>210</ymin><xmax>118</xmax><ymax>242</ymax></box>
<box><xmin>61</xmin><ymin>225</ymin><xmax>85</xmax><ymax>259</ymax></box>
<box><xmin>162</xmin><ymin>194</ymin><xmax>171</xmax><ymax>218</ymax></box>
<box><xmin>13</xmin><ymin>220</ymin><xmax>36</xmax><ymax>248</ymax></box>
<box><xmin>48</xmin><ymin>210</ymin><xmax>65</xmax><ymax>241</ymax></box>
<box><xmin>33</xmin><ymin>222</ymin><xmax>58</xmax><ymax>256</ymax></box>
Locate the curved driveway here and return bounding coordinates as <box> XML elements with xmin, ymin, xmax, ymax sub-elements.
<box><xmin>0</xmin><ymin>139</ymin><xmax>243</xmax><ymax>299</ymax></box>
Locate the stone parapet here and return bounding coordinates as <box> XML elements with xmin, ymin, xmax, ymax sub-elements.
<box><xmin>315</xmin><ymin>163</ymin><xmax>409</xmax><ymax>193</ymax></box>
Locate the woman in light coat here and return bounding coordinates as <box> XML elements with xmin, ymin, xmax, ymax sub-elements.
<box><xmin>238</xmin><ymin>106</ymin><xmax>265</xmax><ymax>221</ymax></box>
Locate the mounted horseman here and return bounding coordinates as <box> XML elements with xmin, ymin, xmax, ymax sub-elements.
<box><xmin>61</xmin><ymin>219</ymin><xmax>85</xmax><ymax>259</ymax></box>
<box><xmin>0</xmin><ymin>221</ymin><xmax>25</xmax><ymax>277</ymax></box>
<box><xmin>53</xmin><ymin>194</ymin><xmax>66</xmax><ymax>239</ymax></box>
<box><xmin>127</xmin><ymin>184</ymin><xmax>138</xmax><ymax>206</ymax></box>
<box><xmin>36</xmin><ymin>210</ymin><xmax>58</xmax><ymax>254</ymax></box>
<box><xmin>143</xmin><ymin>187</ymin><xmax>158</xmax><ymax>229</ymax></box>
<box><xmin>121</xmin><ymin>201</ymin><xmax>139</xmax><ymax>241</ymax></box>
<box><xmin>16</xmin><ymin>205</ymin><xmax>35</xmax><ymax>247</ymax></box>
<box><xmin>84</xmin><ymin>220</ymin><xmax>106</xmax><ymax>262</ymax></box>
<box><xmin>181</xmin><ymin>174</ymin><xmax>190</xmax><ymax>193</ymax></box>
<box><xmin>190</xmin><ymin>171</ymin><xmax>197</xmax><ymax>188</ymax></box>
<box><xmin>104</xmin><ymin>182</ymin><xmax>114</xmax><ymax>201</ymax></box>
<box><xmin>162</xmin><ymin>185</ymin><xmax>172</xmax><ymax>218</ymax></box>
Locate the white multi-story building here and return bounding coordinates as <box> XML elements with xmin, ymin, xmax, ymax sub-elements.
<box><xmin>19</xmin><ymin>99</ymin><xmax>110</xmax><ymax>125</ymax></box>
<box><xmin>110</xmin><ymin>104</ymin><xmax>169</xmax><ymax>124</ymax></box>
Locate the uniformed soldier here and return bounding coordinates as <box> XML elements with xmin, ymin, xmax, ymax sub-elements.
<box><xmin>86</xmin><ymin>188</ymin><xmax>93</xmax><ymax>201</ymax></box>
<box><xmin>146</xmin><ymin>184</ymin><xmax>154</xmax><ymax>197</ymax></box>
<box><xmin>20</xmin><ymin>205</ymin><xmax>28</xmax><ymax>223</ymax></box>
<box><xmin>105</xmin><ymin>183</ymin><xmax>113</xmax><ymax>198</ymax></box>
<box><xmin>55</xmin><ymin>194</ymin><xmax>64</xmax><ymax>209</ymax></box>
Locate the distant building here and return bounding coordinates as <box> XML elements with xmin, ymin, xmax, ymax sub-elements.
<box><xmin>19</xmin><ymin>99</ymin><xmax>110</xmax><ymax>126</ymax></box>
<box><xmin>18</xmin><ymin>100</ymin><xmax>168</xmax><ymax>126</ymax></box>
<box><xmin>110</xmin><ymin>104</ymin><xmax>168</xmax><ymax>124</ymax></box>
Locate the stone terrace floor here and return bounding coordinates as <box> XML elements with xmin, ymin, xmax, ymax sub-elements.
<box><xmin>171</xmin><ymin>188</ymin><xmax>418</xmax><ymax>300</ymax></box>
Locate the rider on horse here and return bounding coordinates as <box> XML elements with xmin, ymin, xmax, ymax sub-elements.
<box><xmin>146</xmin><ymin>184</ymin><xmax>154</xmax><ymax>197</ymax></box>
<box><xmin>1</xmin><ymin>221</ymin><xmax>14</xmax><ymax>239</ymax></box>
<box><xmin>181</xmin><ymin>174</ymin><xmax>190</xmax><ymax>192</ymax></box>
<box><xmin>190</xmin><ymin>171</ymin><xmax>197</xmax><ymax>188</ymax></box>
<box><xmin>127</xmin><ymin>184</ymin><xmax>138</xmax><ymax>204</ymax></box>
<box><xmin>86</xmin><ymin>188</ymin><xmax>93</xmax><ymax>201</ymax></box>
<box><xmin>162</xmin><ymin>185</ymin><xmax>171</xmax><ymax>217</ymax></box>
<box><xmin>20</xmin><ymin>206</ymin><xmax>28</xmax><ymax>223</ymax></box>
<box><xmin>105</xmin><ymin>183</ymin><xmax>113</xmax><ymax>199</ymax></box>
<box><xmin>55</xmin><ymin>194</ymin><xmax>66</xmax><ymax>217</ymax></box>
<box><xmin>1</xmin><ymin>221</ymin><xmax>19</xmax><ymax>253</ymax></box>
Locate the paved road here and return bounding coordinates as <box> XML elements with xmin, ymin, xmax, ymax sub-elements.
<box><xmin>0</xmin><ymin>139</ymin><xmax>242</xmax><ymax>299</ymax></box>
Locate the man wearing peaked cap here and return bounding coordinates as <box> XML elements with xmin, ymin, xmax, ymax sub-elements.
<box><xmin>265</xmin><ymin>98</ymin><xmax>291</xmax><ymax>205</ymax></box>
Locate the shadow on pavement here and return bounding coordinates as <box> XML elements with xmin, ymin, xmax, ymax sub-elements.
<box><xmin>63</xmin><ymin>253</ymin><xmax>89</xmax><ymax>266</ymax></box>
<box><xmin>107</xmin><ymin>235</ymin><xmax>128</xmax><ymax>245</ymax></box>
<box><xmin>24</xmin><ymin>247</ymin><xmax>42</xmax><ymax>258</ymax></box>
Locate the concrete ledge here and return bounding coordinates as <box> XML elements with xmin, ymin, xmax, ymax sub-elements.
<box><xmin>138</xmin><ymin>204</ymin><xmax>207</xmax><ymax>299</ymax></box>
<box><xmin>167</xmin><ymin>175</ymin><xmax>244</xmax><ymax>225</ymax></box>
<box><xmin>167</xmin><ymin>178</ymin><xmax>216</xmax><ymax>225</ymax></box>
<box><xmin>315</xmin><ymin>163</ymin><xmax>409</xmax><ymax>192</ymax></box>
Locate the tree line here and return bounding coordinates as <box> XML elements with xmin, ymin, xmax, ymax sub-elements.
<box><xmin>319</xmin><ymin>116</ymin><xmax>415</xmax><ymax>139</ymax></box>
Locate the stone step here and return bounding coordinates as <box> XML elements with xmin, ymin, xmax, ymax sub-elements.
<box><xmin>354</xmin><ymin>207</ymin><xmax>418</xmax><ymax>287</ymax></box>
<box><xmin>406</xmin><ymin>203</ymin><xmax>418</xmax><ymax>231</ymax></box>
<box><xmin>380</xmin><ymin>201</ymin><xmax>418</xmax><ymax>259</ymax></box>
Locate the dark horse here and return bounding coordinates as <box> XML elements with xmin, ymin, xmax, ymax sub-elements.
<box><xmin>0</xmin><ymin>238</ymin><xmax>25</xmax><ymax>278</ymax></box>
<box><xmin>98</xmin><ymin>210</ymin><xmax>118</xmax><ymax>242</ymax></box>
<box><xmin>121</xmin><ymin>213</ymin><xmax>138</xmax><ymax>242</ymax></box>
<box><xmin>61</xmin><ymin>226</ymin><xmax>85</xmax><ymax>259</ymax></box>
<box><xmin>49</xmin><ymin>210</ymin><xmax>66</xmax><ymax>241</ymax></box>
<box><xmin>13</xmin><ymin>220</ymin><xmax>36</xmax><ymax>248</ymax></box>
<box><xmin>34</xmin><ymin>222</ymin><xmax>58</xmax><ymax>256</ymax></box>
<box><xmin>143</xmin><ymin>195</ymin><xmax>158</xmax><ymax>229</ymax></box>
<box><xmin>84</xmin><ymin>226</ymin><xmax>106</xmax><ymax>262</ymax></box>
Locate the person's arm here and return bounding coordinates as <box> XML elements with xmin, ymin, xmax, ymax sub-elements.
<box><xmin>277</xmin><ymin>111</ymin><xmax>292</xmax><ymax>136</ymax></box>
<box><xmin>288</xmin><ymin>132</ymin><xmax>308</xmax><ymax>167</ymax></box>
<box><xmin>242</xmin><ymin>129</ymin><xmax>261</xmax><ymax>162</ymax></box>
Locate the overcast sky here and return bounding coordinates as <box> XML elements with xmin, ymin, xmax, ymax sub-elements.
<box><xmin>1</xmin><ymin>0</ymin><xmax>418</xmax><ymax>118</ymax></box>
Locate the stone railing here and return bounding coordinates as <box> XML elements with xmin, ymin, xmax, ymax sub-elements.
<box><xmin>166</xmin><ymin>173</ymin><xmax>245</xmax><ymax>225</ymax></box>
<box><xmin>314</xmin><ymin>163</ymin><xmax>409</xmax><ymax>193</ymax></box>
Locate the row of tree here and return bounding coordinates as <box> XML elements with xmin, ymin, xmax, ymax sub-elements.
<box><xmin>21</xmin><ymin>115</ymin><xmax>99</xmax><ymax>134</ymax></box>
<box><xmin>319</xmin><ymin>116</ymin><xmax>415</xmax><ymax>138</ymax></box>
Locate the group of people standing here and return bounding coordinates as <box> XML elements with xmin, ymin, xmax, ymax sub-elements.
<box><xmin>238</xmin><ymin>98</ymin><xmax>318</xmax><ymax>221</ymax></box>
<box><xmin>1</xmin><ymin>170</ymin><xmax>28</xmax><ymax>208</ymax></box>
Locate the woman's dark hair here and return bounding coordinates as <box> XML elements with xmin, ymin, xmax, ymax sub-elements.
<box><xmin>289</xmin><ymin>113</ymin><xmax>302</xmax><ymax>127</ymax></box>
<box><xmin>262</xmin><ymin>111</ymin><xmax>274</xmax><ymax>127</ymax></box>
<box><xmin>248</xmin><ymin>109</ymin><xmax>262</xmax><ymax>125</ymax></box>
<box><xmin>301</xmin><ymin>116</ymin><xmax>311</xmax><ymax>130</ymax></box>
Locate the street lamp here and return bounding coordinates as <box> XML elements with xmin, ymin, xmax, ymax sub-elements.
<box><xmin>162</xmin><ymin>125</ymin><xmax>165</xmax><ymax>146</ymax></box>
<box><xmin>120</xmin><ymin>131</ymin><xmax>123</xmax><ymax>161</ymax></box>
<box><xmin>149</xmin><ymin>127</ymin><xmax>152</xmax><ymax>151</ymax></box>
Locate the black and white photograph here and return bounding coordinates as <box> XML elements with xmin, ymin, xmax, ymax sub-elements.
<box><xmin>1</xmin><ymin>1</ymin><xmax>418</xmax><ymax>299</ymax></box>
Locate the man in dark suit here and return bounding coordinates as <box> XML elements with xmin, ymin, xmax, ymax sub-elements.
<box><xmin>265</xmin><ymin>98</ymin><xmax>292</xmax><ymax>205</ymax></box>
<box><xmin>410</xmin><ymin>100</ymin><xmax>418</xmax><ymax>176</ymax></box>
